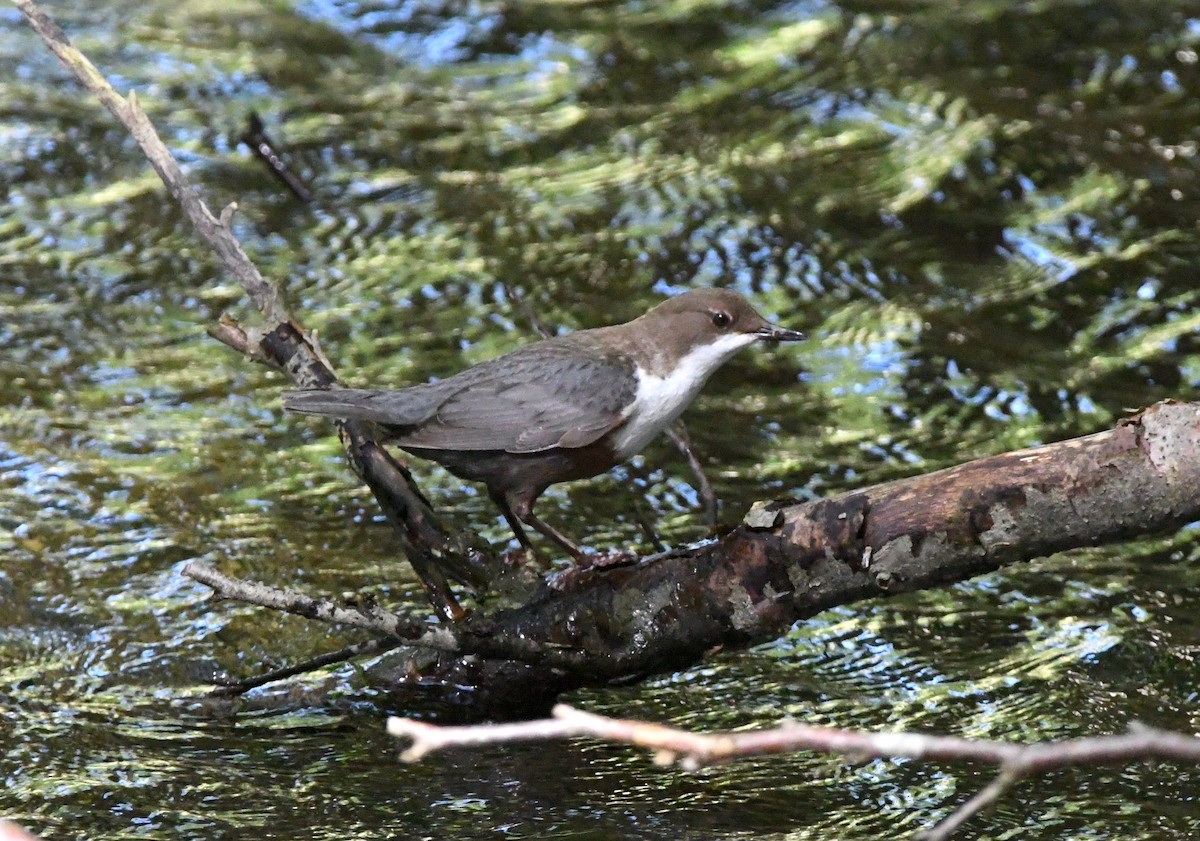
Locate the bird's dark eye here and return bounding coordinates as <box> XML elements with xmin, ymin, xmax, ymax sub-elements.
<box><xmin>711</xmin><ymin>311</ymin><xmax>732</xmax><ymax>329</ymax></box>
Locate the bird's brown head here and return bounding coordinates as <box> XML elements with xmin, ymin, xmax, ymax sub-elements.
<box><xmin>636</xmin><ymin>288</ymin><xmax>805</xmax><ymax>355</ymax></box>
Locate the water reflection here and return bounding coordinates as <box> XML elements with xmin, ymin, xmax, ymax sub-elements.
<box><xmin>3</xmin><ymin>0</ymin><xmax>1200</xmax><ymax>838</ymax></box>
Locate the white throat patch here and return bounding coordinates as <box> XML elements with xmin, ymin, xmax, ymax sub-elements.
<box><xmin>610</xmin><ymin>332</ymin><xmax>759</xmax><ymax>459</ymax></box>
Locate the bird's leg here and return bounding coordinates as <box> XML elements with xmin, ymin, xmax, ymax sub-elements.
<box><xmin>666</xmin><ymin>420</ymin><xmax>718</xmax><ymax>527</ymax></box>
<box><xmin>508</xmin><ymin>494</ymin><xmax>588</xmax><ymax>563</ymax></box>
<box><xmin>488</xmin><ymin>489</ymin><xmax>538</xmax><ymax>557</ymax></box>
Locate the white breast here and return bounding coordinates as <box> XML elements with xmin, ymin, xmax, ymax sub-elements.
<box><xmin>610</xmin><ymin>332</ymin><xmax>759</xmax><ymax>459</ymax></box>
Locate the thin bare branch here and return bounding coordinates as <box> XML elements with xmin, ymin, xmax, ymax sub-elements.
<box><xmin>182</xmin><ymin>562</ymin><xmax>458</xmax><ymax>652</ymax></box>
<box><xmin>12</xmin><ymin>0</ymin><xmax>288</xmax><ymax>325</ymax></box>
<box><xmin>239</xmin><ymin>111</ymin><xmax>313</xmax><ymax>203</ymax></box>
<box><xmin>919</xmin><ymin>768</ymin><xmax>1021</xmax><ymax>841</ymax></box>
<box><xmin>390</xmin><ymin>703</ymin><xmax>1200</xmax><ymax>768</ymax></box>
<box><xmin>388</xmin><ymin>714</ymin><xmax>585</xmax><ymax>761</ymax></box>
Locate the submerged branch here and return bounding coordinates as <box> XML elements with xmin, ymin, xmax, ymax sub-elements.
<box><xmin>209</xmin><ymin>637</ymin><xmax>403</xmax><ymax>697</ymax></box>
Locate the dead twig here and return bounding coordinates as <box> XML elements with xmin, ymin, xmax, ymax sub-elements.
<box><xmin>239</xmin><ymin>111</ymin><xmax>313</xmax><ymax>203</ymax></box>
<box><xmin>12</xmin><ymin>0</ymin><xmax>288</xmax><ymax>326</ymax></box>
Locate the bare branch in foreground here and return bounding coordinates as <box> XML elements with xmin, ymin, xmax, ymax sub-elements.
<box><xmin>0</xmin><ymin>821</ymin><xmax>40</xmax><ymax>841</ymax></box>
<box><xmin>181</xmin><ymin>562</ymin><xmax>458</xmax><ymax>652</ymax></box>
<box><xmin>388</xmin><ymin>705</ymin><xmax>1200</xmax><ymax>839</ymax></box>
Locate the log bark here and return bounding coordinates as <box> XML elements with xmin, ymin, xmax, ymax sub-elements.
<box><xmin>454</xmin><ymin>401</ymin><xmax>1200</xmax><ymax>684</ymax></box>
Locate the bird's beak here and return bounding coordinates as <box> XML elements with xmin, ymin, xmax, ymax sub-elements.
<box><xmin>754</xmin><ymin>323</ymin><xmax>806</xmax><ymax>342</ymax></box>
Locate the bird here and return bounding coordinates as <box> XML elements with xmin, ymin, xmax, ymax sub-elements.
<box><xmin>283</xmin><ymin>288</ymin><xmax>804</xmax><ymax>560</ymax></box>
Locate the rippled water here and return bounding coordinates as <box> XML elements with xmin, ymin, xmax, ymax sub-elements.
<box><xmin>3</xmin><ymin>0</ymin><xmax>1200</xmax><ymax>838</ymax></box>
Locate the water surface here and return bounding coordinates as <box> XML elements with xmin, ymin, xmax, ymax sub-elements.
<box><xmin>3</xmin><ymin>0</ymin><xmax>1200</xmax><ymax>838</ymax></box>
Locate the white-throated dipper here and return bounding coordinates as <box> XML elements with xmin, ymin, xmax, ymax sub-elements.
<box><xmin>283</xmin><ymin>288</ymin><xmax>804</xmax><ymax>560</ymax></box>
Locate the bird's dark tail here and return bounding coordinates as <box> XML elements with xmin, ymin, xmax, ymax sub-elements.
<box><xmin>284</xmin><ymin>388</ymin><xmax>365</xmax><ymax>416</ymax></box>
<box><xmin>282</xmin><ymin>388</ymin><xmax>395</xmax><ymax>424</ymax></box>
<box><xmin>282</xmin><ymin>384</ymin><xmax>446</xmax><ymax>427</ymax></box>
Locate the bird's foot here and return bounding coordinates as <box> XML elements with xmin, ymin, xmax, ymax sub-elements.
<box><xmin>576</xmin><ymin>547</ymin><xmax>638</xmax><ymax>571</ymax></box>
<box><xmin>547</xmin><ymin>547</ymin><xmax>638</xmax><ymax>590</ymax></box>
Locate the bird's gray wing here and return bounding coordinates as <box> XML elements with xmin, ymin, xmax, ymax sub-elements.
<box><xmin>395</xmin><ymin>348</ymin><xmax>637</xmax><ymax>453</ymax></box>
<box><xmin>284</xmin><ymin>342</ymin><xmax>637</xmax><ymax>453</ymax></box>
